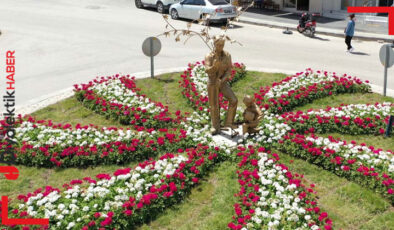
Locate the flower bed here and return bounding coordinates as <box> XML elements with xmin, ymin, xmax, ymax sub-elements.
<box><xmin>0</xmin><ymin>146</ymin><xmax>223</xmax><ymax>230</ymax></box>
<box><xmin>74</xmin><ymin>75</ymin><xmax>183</xmax><ymax>128</ymax></box>
<box><xmin>242</xmin><ymin>103</ymin><xmax>393</xmax><ymax>147</ymax></box>
<box><xmin>228</xmin><ymin>146</ymin><xmax>333</xmax><ymax>230</ymax></box>
<box><xmin>254</xmin><ymin>69</ymin><xmax>371</xmax><ymax>113</ymax></box>
<box><xmin>239</xmin><ymin>102</ymin><xmax>394</xmax><ymax>201</ymax></box>
<box><xmin>1</xmin><ymin>64</ymin><xmax>391</xmax><ymax>229</ymax></box>
<box><xmin>0</xmin><ymin>116</ymin><xmax>199</xmax><ymax>167</ymax></box>
<box><xmin>278</xmin><ymin>133</ymin><xmax>394</xmax><ymax>202</ymax></box>
<box><xmin>279</xmin><ymin>103</ymin><xmax>393</xmax><ymax>135</ymax></box>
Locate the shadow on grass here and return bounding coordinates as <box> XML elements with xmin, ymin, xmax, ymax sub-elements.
<box><xmin>155</xmin><ymin>77</ymin><xmax>175</xmax><ymax>83</ymax></box>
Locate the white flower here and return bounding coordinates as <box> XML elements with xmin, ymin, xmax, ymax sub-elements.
<box><xmin>66</xmin><ymin>222</ymin><xmax>75</xmax><ymax>229</ymax></box>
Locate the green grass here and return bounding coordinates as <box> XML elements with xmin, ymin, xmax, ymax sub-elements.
<box><xmin>232</xmin><ymin>71</ymin><xmax>287</xmax><ymax>110</ymax></box>
<box><xmin>277</xmin><ymin>153</ymin><xmax>393</xmax><ymax>230</ymax></box>
<box><xmin>5</xmin><ymin>71</ymin><xmax>394</xmax><ymax>229</ymax></box>
<box><xmin>31</xmin><ymin>96</ymin><xmax>130</xmax><ymax>129</ymax></box>
<box><xmin>137</xmin><ymin>161</ymin><xmax>239</xmax><ymax>230</ymax></box>
<box><xmin>320</xmin><ymin>133</ymin><xmax>394</xmax><ymax>151</ymax></box>
<box><xmin>295</xmin><ymin>93</ymin><xmax>394</xmax><ymax>111</ymax></box>
<box><xmin>136</xmin><ymin>73</ymin><xmax>195</xmax><ymax>114</ymax></box>
<box><xmin>0</xmin><ymin>162</ymin><xmax>138</xmax><ymax>199</ymax></box>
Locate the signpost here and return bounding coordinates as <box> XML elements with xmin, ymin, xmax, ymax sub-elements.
<box><xmin>379</xmin><ymin>44</ymin><xmax>394</xmax><ymax>96</ymax></box>
<box><xmin>142</xmin><ymin>37</ymin><xmax>161</xmax><ymax>78</ymax></box>
<box><xmin>386</xmin><ymin>115</ymin><xmax>393</xmax><ymax>137</ymax></box>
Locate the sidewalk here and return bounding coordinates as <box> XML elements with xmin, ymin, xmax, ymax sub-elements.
<box><xmin>240</xmin><ymin>9</ymin><xmax>393</xmax><ymax>42</ymax></box>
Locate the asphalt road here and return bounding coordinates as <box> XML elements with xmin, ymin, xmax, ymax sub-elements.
<box><xmin>0</xmin><ymin>0</ymin><xmax>393</xmax><ymax>109</ymax></box>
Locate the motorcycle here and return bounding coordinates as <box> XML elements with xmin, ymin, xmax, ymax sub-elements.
<box><xmin>297</xmin><ymin>13</ymin><xmax>319</xmax><ymax>37</ymax></box>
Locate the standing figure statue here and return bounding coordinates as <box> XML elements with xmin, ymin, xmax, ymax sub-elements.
<box><xmin>204</xmin><ymin>36</ymin><xmax>238</xmax><ymax>135</ymax></box>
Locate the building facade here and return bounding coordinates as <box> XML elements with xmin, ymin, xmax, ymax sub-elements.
<box><xmin>271</xmin><ymin>0</ymin><xmax>392</xmax><ymax>20</ymax></box>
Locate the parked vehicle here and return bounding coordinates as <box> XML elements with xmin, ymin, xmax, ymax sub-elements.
<box><xmin>297</xmin><ymin>13</ymin><xmax>319</xmax><ymax>37</ymax></box>
<box><xmin>169</xmin><ymin>0</ymin><xmax>237</xmax><ymax>24</ymax></box>
<box><xmin>135</xmin><ymin>0</ymin><xmax>180</xmax><ymax>14</ymax></box>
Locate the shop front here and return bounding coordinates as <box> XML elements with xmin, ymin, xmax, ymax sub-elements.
<box><xmin>322</xmin><ymin>0</ymin><xmax>391</xmax><ymax>19</ymax></box>
<box><xmin>270</xmin><ymin>0</ymin><xmax>391</xmax><ymax>20</ymax></box>
<box><xmin>283</xmin><ymin>0</ymin><xmax>310</xmax><ymax>11</ymax></box>
<box><xmin>272</xmin><ymin>0</ymin><xmax>325</xmax><ymax>14</ymax></box>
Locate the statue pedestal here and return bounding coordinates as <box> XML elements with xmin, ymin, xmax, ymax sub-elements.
<box><xmin>211</xmin><ymin>125</ymin><xmax>243</xmax><ymax>148</ymax></box>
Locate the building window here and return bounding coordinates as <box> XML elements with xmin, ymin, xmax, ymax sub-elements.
<box><xmin>342</xmin><ymin>0</ymin><xmax>377</xmax><ymax>9</ymax></box>
<box><xmin>378</xmin><ymin>0</ymin><xmax>394</xmax><ymax>6</ymax></box>
<box><xmin>355</xmin><ymin>0</ymin><xmax>376</xmax><ymax>6</ymax></box>
<box><xmin>341</xmin><ymin>0</ymin><xmax>351</xmax><ymax>10</ymax></box>
<box><xmin>284</xmin><ymin>0</ymin><xmax>296</xmax><ymax>8</ymax></box>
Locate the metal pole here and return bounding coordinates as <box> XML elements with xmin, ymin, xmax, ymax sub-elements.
<box><xmin>150</xmin><ymin>38</ymin><xmax>154</xmax><ymax>79</ymax></box>
<box><xmin>384</xmin><ymin>45</ymin><xmax>389</xmax><ymax>96</ymax></box>
<box><xmin>385</xmin><ymin>115</ymin><xmax>393</xmax><ymax>137</ymax></box>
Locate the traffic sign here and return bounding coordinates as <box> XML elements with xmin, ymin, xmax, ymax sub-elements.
<box><xmin>142</xmin><ymin>37</ymin><xmax>161</xmax><ymax>57</ymax></box>
<box><xmin>142</xmin><ymin>37</ymin><xmax>161</xmax><ymax>78</ymax></box>
<box><xmin>379</xmin><ymin>44</ymin><xmax>394</xmax><ymax>68</ymax></box>
<box><xmin>379</xmin><ymin>44</ymin><xmax>394</xmax><ymax>96</ymax></box>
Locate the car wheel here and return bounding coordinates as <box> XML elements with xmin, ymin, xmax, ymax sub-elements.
<box><xmin>135</xmin><ymin>0</ymin><xmax>143</xmax><ymax>8</ymax></box>
<box><xmin>171</xmin><ymin>9</ymin><xmax>179</xmax><ymax>20</ymax></box>
<box><xmin>157</xmin><ymin>2</ymin><xmax>164</xmax><ymax>14</ymax></box>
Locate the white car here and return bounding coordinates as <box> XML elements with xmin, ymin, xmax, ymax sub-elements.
<box><xmin>135</xmin><ymin>0</ymin><xmax>180</xmax><ymax>14</ymax></box>
<box><xmin>169</xmin><ymin>0</ymin><xmax>237</xmax><ymax>24</ymax></box>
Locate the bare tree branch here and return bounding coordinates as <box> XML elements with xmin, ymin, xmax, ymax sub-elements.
<box><xmin>156</xmin><ymin>2</ymin><xmax>252</xmax><ymax>50</ymax></box>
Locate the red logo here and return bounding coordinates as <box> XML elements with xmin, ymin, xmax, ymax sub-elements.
<box><xmin>348</xmin><ymin>7</ymin><xmax>394</xmax><ymax>35</ymax></box>
<box><xmin>1</xmin><ymin>166</ymin><xmax>49</xmax><ymax>226</ymax></box>
<box><xmin>0</xmin><ymin>166</ymin><xmax>19</xmax><ymax>180</ymax></box>
<box><xmin>1</xmin><ymin>196</ymin><xmax>49</xmax><ymax>225</ymax></box>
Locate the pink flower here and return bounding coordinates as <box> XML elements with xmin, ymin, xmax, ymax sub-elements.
<box><xmin>124</xmin><ymin>210</ymin><xmax>133</xmax><ymax>216</ymax></box>
<box><xmin>343</xmin><ymin>166</ymin><xmax>350</xmax><ymax>171</ymax></box>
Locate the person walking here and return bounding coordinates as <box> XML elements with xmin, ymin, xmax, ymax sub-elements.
<box><xmin>345</xmin><ymin>14</ymin><xmax>356</xmax><ymax>53</ymax></box>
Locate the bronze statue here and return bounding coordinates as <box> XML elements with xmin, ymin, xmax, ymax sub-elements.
<box><xmin>204</xmin><ymin>36</ymin><xmax>238</xmax><ymax>135</ymax></box>
<box><xmin>242</xmin><ymin>95</ymin><xmax>263</xmax><ymax>134</ymax></box>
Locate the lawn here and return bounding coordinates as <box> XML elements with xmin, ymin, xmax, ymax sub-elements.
<box><xmin>2</xmin><ymin>71</ymin><xmax>393</xmax><ymax>230</ymax></box>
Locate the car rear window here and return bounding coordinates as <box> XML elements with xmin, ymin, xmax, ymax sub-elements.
<box><xmin>208</xmin><ymin>0</ymin><xmax>228</xmax><ymax>5</ymax></box>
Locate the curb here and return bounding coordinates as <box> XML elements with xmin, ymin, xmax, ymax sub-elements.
<box><xmin>14</xmin><ymin>67</ymin><xmax>394</xmax><ymax>116</ymax></box>
<box><xmin>238</xmin><ymin>17</ymin><xmax>393</xmax><ymax>43</ymax></box>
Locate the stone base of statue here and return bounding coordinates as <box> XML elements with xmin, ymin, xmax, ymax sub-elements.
<box><xmin>220</xmin><ymin>126</ymin><xmax>239</xmax><ymax>138</ymax></box>
<box><xmin>211</xmin><ymin>124</ymin><xmax>243</xmax><ymax>147</ymax></box>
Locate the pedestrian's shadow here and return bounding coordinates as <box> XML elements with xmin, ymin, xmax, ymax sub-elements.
<box><xmin>310</xmin><ymin>36</ymin><xmax>330</xmax><ymax>41</ymax></box>
<box><xmin>350</xmin><ymin>51</ymin><xmax>369</xmax><ymax>56</ymax></box>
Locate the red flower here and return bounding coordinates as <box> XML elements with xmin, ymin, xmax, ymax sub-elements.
<box><xmin>114</xmin><ymin>168</ymin><xmax>131</xmax><ymax>176</ymax></box>
<box><xmin>124</xmin><ymin>210</ymin><xmax>133</xmax><ymax>216</ymax></box>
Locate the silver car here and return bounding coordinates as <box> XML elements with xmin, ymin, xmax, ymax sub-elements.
<box><xmin>169</xmin><ymin>0</ymin><xmax>236</xmax><ymax>24</ymax></box>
